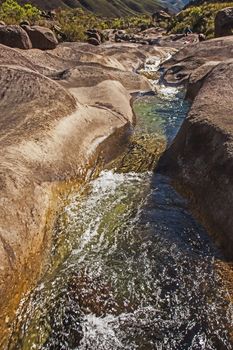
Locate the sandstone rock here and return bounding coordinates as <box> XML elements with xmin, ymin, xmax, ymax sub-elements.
<box><xmin>215</xmin><ymin>7</ymin><xmax>233</xmax><ymax>37</ymax></box>
<box><xmin>0</xmin><ymin>41</ymin><xmax>172</xmax><ymax>347</ymax></box>
<box><xmin>0</xmin><ymin>63</ymin><xmax>76</xmax><ymax>348</ymax></box>
<box><xmin>158</xmin><ymin>60</ymin><xmax>233</xmax><ymax>260</ymax></box>
<box><xmin>22</xmin><ymin>25</ymin><xmax>58</xmax><ymax>50</ymax></box>
<box><xmin>57</xmin><ymin>63</ymin><xmax>152</xmax><ymax>93</ymax></box>
<box><xmin>17</xmin><ymin>41</ymin><xmax>172</xmax><ymax>76</ymax></box>
<box><xmin>0</xmin><ymin>43</ymin><xmax>36</xmax><ymax>70</ymax></box>
<box><xmin>149</xmin><ymin>33</ymin><xmax>199</xmax><ymax>49</ymax></box>
<box><xmin>162</xmin><ymin>36</ymin><xmax>233</xmax><ymax>85</ymax></box>
<box><xmin>185</xmin><ymin>61</ymin><xmax>220</xmax><ymax>100</ymax></box>
<box><xmin>0</xmin><ymin>25</ymin><xmax>31</xmax><ymax>49</ymax></box>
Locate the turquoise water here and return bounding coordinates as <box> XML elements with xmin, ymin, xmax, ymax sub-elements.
<box><xmin>9</xmin><ymin>86</ymin><xmax>233</xmax><ymax>350</ymax></box>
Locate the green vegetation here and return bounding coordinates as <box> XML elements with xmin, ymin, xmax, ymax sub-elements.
<box><xmin>0</xmin><ymin>0</ymin><xmax>40</xmax><ymax>24</ymax></box>
<box><xmin>168</xmin><ymin>2</ymin><xmax>233</xmax><ymax>37</ymax></box>
<box><xmin>56</xmin><ymin>8</ymin><xmax>152</xmax><ymax>41</ymax></box>
<box><xmin>6</xmin><ymin>0</ymin><xmax>231</xmax><ymax>43</ymax></box>
<box><xmin>0</xmin><ymin>0</ymin><xmax>154</xmax><ymax>41</ymax></box>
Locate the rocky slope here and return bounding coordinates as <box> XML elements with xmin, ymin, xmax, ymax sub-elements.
<box><xmin>0</xmin><ymin>40</ymin><xmax>171</xmax><ymax>348</ymax></box>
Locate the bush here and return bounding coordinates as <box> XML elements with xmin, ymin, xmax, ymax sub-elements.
<box><xmin>169</xmin><ymin>2</ymin><xmax>233</xmax><ymax>38</ymax></box>
<box><xmin>0</xmin><ymin>0</ymin><xmax>40</xmax><ymax>24</ymax></box>
<box><xmin>56</xmin><ymin>8</ymin><xmax>152</xmax><ymax>41</ymax></box>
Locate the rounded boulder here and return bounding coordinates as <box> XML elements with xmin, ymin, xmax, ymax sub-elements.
<box><xmin>22</xmin><ymin>25</ymin><xmax>58</xmax><ymax>50</ymax></box>
<box><xmin>0</xmin><ymin>25</ymin><xmax>31</xmax><ymax>49</ymax></box>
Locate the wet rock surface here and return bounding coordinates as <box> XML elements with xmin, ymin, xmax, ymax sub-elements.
<box><xmin>0</xmin><ymin>41</ymin><xmax>170</xmax><ymax>347</ymax></box>
<box><xmin>7</xmin><ymin>89</ymin><xmax>232</xmax><ymax>350</ymax></box>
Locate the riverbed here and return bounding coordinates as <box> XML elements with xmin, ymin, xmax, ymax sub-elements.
<box><xmin>8</xmin><ymin>85</ymin><xmax>233</xmax><ymax>350</ymax></box>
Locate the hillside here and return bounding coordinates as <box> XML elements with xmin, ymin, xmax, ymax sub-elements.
<box><xmin>185</xmin><ymin>0</ymin><xmax>229</xmax><ymax>8</ymax></box>
<box><xmin>17</xmin><ymin>0</ymin><xmax>162</xmax><ymax>16</ymax></box>
<box><xmin>16</xmin><ymin>0</ymin><xmax>188</xmax><ymax>16</ymax></box>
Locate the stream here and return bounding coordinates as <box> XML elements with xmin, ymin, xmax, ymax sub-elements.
<box><xmin>9</xmin><ymin>84</ymin><xmax>233</xmax><ymax>349</ymax></box>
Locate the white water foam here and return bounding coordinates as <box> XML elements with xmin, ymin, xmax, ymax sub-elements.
<box><xmin>78</xmin><ymin>313</ymin><xmax>123</xmax><ymax>350</ymax></box>
<box><xmin>157</xmin><ymin>85</ymin><xmax>182</xmax><ymax>100</ymax></box>
<box><xmin>144</xmin><ymin>53</ymin><xmax>172</xmax><ymax>73</ymax></box>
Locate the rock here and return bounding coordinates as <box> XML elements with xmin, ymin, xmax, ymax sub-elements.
<box><xmin>198</xmin><ymin>33</ymin><xmax>206</xmax><ymax>42</ymax></box>
<box><xmin>22</xmin><ymin>25</ymin><xmax>58</xmax><ymax>50</ymax></box>
<box><xmin>40</xmin><ymin>10</ymin><xmax>56</xmax><ymax>19</ymax></box>
<box><xmin>185</xmin><ymin>61</ymin><xmax>220</xmax><ymax>100</ymax></box>
<box><xmin>0</xmin><ymin>25</ymin><xmax>31</xmax><ymax>49</ymax></box>
<box><xmin>114</xmin><ymin>32</ymin><xmax>150</xmax><ymax>45</ymax></box>
<box><xmin>87</xmin><ymin>37</ymin><xmax>100</xmax><ymax>46</ymax></box>
<box><xmin>215</xmin><ymin>7</ymin><xmax>233</xmax><ymax>37</ymax></box>
<box><xmin>149</xmin><ymin>33</ymin><xmax>199</xmax><ymax>49</ymax></box>
<box><xmin>57</xmin><ymin>63</ymin><xmax>152</xmax><ymax>93</ymax></box>
<box><xmin>152</xmin><ymin>10</ymin><xmax>171</xmax><ymax>22</ymax></box>
<box><xmin>0</xmin><ymin>43</ymin><xmax>36</xmax><ymax>70</ymax></box>
<box><xmin>138</xmin><ymin>40</ymin><xmax>149</xmax><ymax>45</ymax></box>
<box><xmin>158</xmin><ymin>60</ymin><xmax>233</xmax><ymax>260</ymax></box>
<box><xmin>0</xmin><ymin>21</ymin><xmax>5</xmax><ymax>26</ymax></box>
<box><xmin>0</xmin><ymin>41</ymin><xmax>173</xmax><ymax>347</ymax></box>
<box><xmin>161</xmin><ymin>36</ymin><xmax>233</xmax><ymax>85</ymax></box>
<box><xmin>20</xmin><ymin>20</ymin><xmax>30</xmax><ymax>26</ymax></box>
<box><xmin>53</xmin><ymin>24</ymin><xmax>67</xmax><ymax>42</ymax></box>
<box><xmin>85</xmin><ymin>29</ymin><xmax>104</xmax><ymax>43</ymax></box>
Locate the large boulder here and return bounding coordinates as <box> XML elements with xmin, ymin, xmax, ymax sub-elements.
<box><xmin>22</xmin><ymin>25</ymin><xmax>58</xmax><ymax>50</ymax></box>
<box><xmin>0</xmin><ymin>25</ymin><xmax>31</xmax><ymax>49</ymax></box>
<box><xmin>215</xmin><ymin>7</ymin><xmax>233</xmax><ymax>37</ymax></box>
<box><xmin>158</xmin><ymin>60</ymin><xmax>233</xmax><ymax>260</ymax></box>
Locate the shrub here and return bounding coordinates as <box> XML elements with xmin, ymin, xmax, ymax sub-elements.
<box><xmin>56</xmin><ymin>8</ymin><xmax>152</xmax><ymax>41</ymax></box>
<box><xmin>169</xmin><ymin>2</ymin><xmax>233</xmax><ymax>38</ymax></box>
<box><xmin>0</xmin><ymin>0</ymin><xmax>40</xmax><ymax>24</ymax></box>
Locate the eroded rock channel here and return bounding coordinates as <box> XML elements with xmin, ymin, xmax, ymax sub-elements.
<box><xmin>8</xmin><ymin>85</ymin><xmax>233</xmax><ymax>349</ymax></box>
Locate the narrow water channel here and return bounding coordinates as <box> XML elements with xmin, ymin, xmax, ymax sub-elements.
<box><xmin>9</xmin><ymin>86</ymin><xmax>233</xmax><ymax>350</ymax></box>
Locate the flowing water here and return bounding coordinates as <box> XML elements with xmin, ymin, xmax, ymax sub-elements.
<box><xmin>9</xmin><ymin>86</ymin><xmax>233</xmax><ymax>350</ymax></box>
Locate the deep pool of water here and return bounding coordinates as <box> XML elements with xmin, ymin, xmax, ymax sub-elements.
<box><xmin>9</xmin><ymin>86</ymin><xmax>233</xmax><ymax>350</ymax></box>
